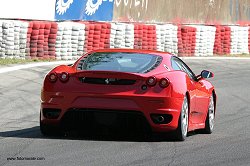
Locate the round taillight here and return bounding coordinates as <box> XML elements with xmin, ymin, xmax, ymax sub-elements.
<box><xmin>146</xmin><ymin>76</ymin><xmax>157</xmax><ymax>86</ymax></box>
<box><xmin>159</xmin><ymin>78</ymin><xmax>170</xmax><ymax>88</ymax></box>
<box><xmin>49</xmin><ymin>73</ymin><xmax>57</xmax><ymax>82</ymax></box>
<box><xmin>59</xmin><ymin>72</ymin><xmax>69</xmax><ymax>82</ymax></box>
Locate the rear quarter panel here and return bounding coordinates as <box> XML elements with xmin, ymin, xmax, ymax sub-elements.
<box><xmin>164</xmin><ymin>71</ymin><xmax>190</xmax><ymax>98</ymax></box>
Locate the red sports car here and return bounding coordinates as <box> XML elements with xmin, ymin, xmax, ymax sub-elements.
<box><xmin>40</xmin><ymin>49</ymin><xmax>216</xmax><ymax>141</ymax></box>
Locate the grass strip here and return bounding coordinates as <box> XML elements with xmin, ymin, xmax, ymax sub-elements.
<box><xmin>0</xmin><ymin>58</ymin><xmax>56</xmax><ymax>65</ymax></box>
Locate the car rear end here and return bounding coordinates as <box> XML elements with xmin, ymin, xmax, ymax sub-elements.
<box><xmin>40</xmin><ymin>50</ymin><xmax>183</xmax><ymax>134</ymax></box>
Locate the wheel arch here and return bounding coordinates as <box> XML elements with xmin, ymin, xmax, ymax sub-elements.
<box><xmin>185</xmin><ymin>91</ymin><xmax>190</xmax><ymax>109</ymax></box>
<box><xmin>212</xmin><ymin>89</ymin><xmax>217</xmax><ymax>115</ymax></box>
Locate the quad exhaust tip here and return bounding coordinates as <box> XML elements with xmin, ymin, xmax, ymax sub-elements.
<box><xmin>150</xmin><ymin>114</ymin><xmax>173</xmax><ymax>124</ymax></box>
<box><xmin>43</xmin><ymin>108</ymin><xmax>61</xmax><ymax>119</ymax></box>
<box><xmin>156</xmin><ymin>116</ymin><xmax>165</xmax><ymax>123</ymax></box>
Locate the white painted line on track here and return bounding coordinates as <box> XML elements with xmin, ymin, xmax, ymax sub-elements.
<box><xmin>0</xmin><ymin>57</ymin><xmax>250</xmax><ymax>74</ymax></box>
<box><xmin>0</xmin><ymin>61</ymin><xmax>75</xmax><ymax>74</ymax></box>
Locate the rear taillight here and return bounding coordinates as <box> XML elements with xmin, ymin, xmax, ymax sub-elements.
<box><xmin>146</xmin><ymin>76</ymin><xmax>157</xmax><ymax>86</ymax></box>
<box><xmin>59</xmin><ymin>72</ymin><xmax>69</xmax><ymax>82</ymax></box>
<box><xmin>48</xmin><ymin>73</ymin><xmax>57</xmax><ymax>83</ymax></box>
<box><xmin>159</xmin><ymin>78</ymin><xmax>170</xmax><ymax>88</ymax></box>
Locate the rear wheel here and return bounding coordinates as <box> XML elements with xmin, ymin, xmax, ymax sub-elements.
<box><xmin>203</xmin><ymin>95</ymin><xmax>215</xmax><ymax>134</ymax></box>
<box><xmin>173</xmin><ymin>95</ymin><xmax>189</xmax><ymax>141</ymax></box>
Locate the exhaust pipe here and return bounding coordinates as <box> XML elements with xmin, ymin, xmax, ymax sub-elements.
<box><xmin>46</xmin><ymin>112</ymin><xmax>54</xmax><ymax>119</ymax></box>
<box><xmin>43</xmin><ymin>108</ymin><xmax>61</xmax><ymax>119</ymax></box>
<box><xmin>156</xmin><ymin>116</ymin><xmax>165</xmax><ymax>123</ymax></box>
<box><xmin>151</xmin><ymin>114</ymin><xmax>173</xmax><ymax>124</ymax></box>
<box><xmin>151</xmin><ymin>114</ymin><xmax>165</xmax><ymax>124</ymax></box>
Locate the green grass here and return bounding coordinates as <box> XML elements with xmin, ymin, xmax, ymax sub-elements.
<box><xmin>0</xmin><ymin>58</ymin><xmax>56</xmax><ymax>65</ymax></box>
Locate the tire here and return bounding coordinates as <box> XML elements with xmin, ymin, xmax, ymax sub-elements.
<box><xmin>203</xmin><ymin>94</ymin><xmax>215</xmax><ymax>134</ymax></box>
<box><xmin>173</xmin><ymin>95</ymin><xmax>189</xmax><ymax>141</ymax></box>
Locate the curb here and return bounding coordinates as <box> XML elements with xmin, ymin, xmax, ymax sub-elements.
<box><xmin>0</xmin><ymin>61</ymin><xmax>75</xmax><ymax>74</ymax></box>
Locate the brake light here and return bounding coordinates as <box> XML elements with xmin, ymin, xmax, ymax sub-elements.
<box><xmin>159</xmin><ymin>78</ymin><xmax>170</xmax><ymax>88</ymax></box>
<box><xmin>146</xmin><ymin>76</ymin><xmax>157</xmax><ymax>86</ymax></box>
<box><xmin>48</xmin><ymin>73</ymin><xmax>57</xmax><ymax>83</ymax></box>
<box><xmin>59</xmin><ymin>72</ymin><xmax>69</xmax><ymax>82</ymax></box>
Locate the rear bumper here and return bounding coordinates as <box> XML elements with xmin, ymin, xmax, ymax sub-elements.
<box><xmin>40</xmin><ymin>91</ymin><xmax>183</xmax><ymax>132</ymax></box>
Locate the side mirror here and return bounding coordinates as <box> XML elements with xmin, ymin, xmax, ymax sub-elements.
<box><xmin>201</xmin><ymin>70</ymin><xmax>214</xmax><ymax>79</ymax></box>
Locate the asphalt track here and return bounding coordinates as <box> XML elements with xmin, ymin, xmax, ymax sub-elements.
<box><xmin>0</xmin><ymin>59</ymin><xmax>250</xmax><ymax>166</ymax></box>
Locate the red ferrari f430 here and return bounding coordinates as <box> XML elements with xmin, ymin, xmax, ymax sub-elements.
<box><xmin>40</xmin><ymin>49</ymin><xmax>216</xmax><ymax>141</ymax></box>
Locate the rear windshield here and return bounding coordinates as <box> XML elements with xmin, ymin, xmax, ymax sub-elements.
<box><xmin>77</xmin><ymin>52</ymin><xmax>162</xmax><ymax>73</ymax></box>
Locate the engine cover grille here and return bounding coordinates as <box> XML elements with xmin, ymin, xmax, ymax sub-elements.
<box><xmin>79</xmin><ymin>77</ymin><xmax>136</xmax><ymax>85</ymax></box>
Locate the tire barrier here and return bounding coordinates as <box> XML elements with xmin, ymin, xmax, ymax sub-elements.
<box><xmin>85</xmin><ymin>22</ymin><xmax>111</xmax><ymax>52</ymax></box>
<box><xmin>134</xmin><ymin>24</ymin><xmax>157</xmax><ymax>50</ymax></box>
<box><xmin>0</xmin><ymin>19</ymin><xmax>250</xmax><ymax>59</ymax></box>
<box><xmin>55</xmin><ymin>22</ymin><xmax>86</xmax><ymax>60</ymax></box>
<box><xmin>213</xmin><ymin>26</ymin><xmax>231</xmax><ymax>55</ymax></box>
<box><xmin>0</xmin><ymin>20</ymin><xmax>29</xmax><ymax>59</ymax></box>
<box><xmin>249</xmin><ymin>27</ymin><xmax>250</xmax><ymax>53</ymax></box>
<box><xmin>178</xmin><ymin>26</ymin><xmax>196</xmax><ymax>56</ymax></box>
<box><xmin>156</xmin><ymin>24</ymin><xmax>178</xmax><ymax>54</ymax></box>
<box><xmin>48</xmin><ymin>22</ymin><xmax>58</xmax><ymax>59</ymax></box>
<box><xmin>110</xmin><ymin>23</ymin><xmax>135</xmax><ymax>49</ymax></box>
<box><xmin>229</xmin><ymin>26</ymin><xmax>249</xmax><ymax>55</ymax></box>
<box><xmin>191</xmin><ymin>25</ymin><xmax>216</xmax><ymax>56</ymax></box>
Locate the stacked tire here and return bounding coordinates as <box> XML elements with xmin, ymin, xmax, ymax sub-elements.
<box><xmin>84</xmin><ymin>22</ymin><xmax>110</xmax><ymax>52</ymax></box>
<box><xmin>84</xmin><ymin>23</ymin><xmax>94</xmax><ymax>52</ymax></box>
<box><xmin>48</xmin><ymin>22</ymin><xmax>58</xmax><ymax>59</ymax></box>
<box><xmin>213</xmin><ymin>26</ymin><xmax>222</xmax><ymax>55</ymax></box>
<box><xmin>134</xmin><ymin>24</ymin><xmax>143</xmax><ymax>49</ymax></box>
<box><xmin>230</xmin><ymin>26</ymin><xmax>249</xmax><ymax>55</ymax></box>
<box><xmin>156</xmin><ymin>24</ymin><xmax>178</xmax><ymax>54</ymax></box>
<box><xmin>142</xmin><ymin>25</ymin><xmax>157</xmax><ymax>50</ymax></box>
<box><xmin>103</xmin><ymin>23</ymin><xmax>111</xmax><ymax>49</ymax></box>
<box><xmin>192</xmin><ymin>25</ymin><xmax>216</xmax><ymax>56</ymax></box>
<box><xmin>156</xmin><ymin>24</ymin><xmax>165</xmax><ymax>51</ymax></box>
<box><xmin>0</xmin><ymin>21</ymin><xmax>3</xmax><ymax>58</ymax></box>
<box><xmin>125</xmin><ymin>23</ymin><xmax>134</xmax><ymax>49</ymax></box>
<box><xmin>223</xmin><ymin>26</ymin><xmax>231</xmax><ymax>55</ymax></box>
<box><xmin>37</xmin><ymin>22</ymin><xmax>46</xmax><ymax>59</ymax></box>
<box><xmin>25</xmin><ymin>21</ymin><xmax>33</xmax><ymax>59</ymax></box>
<box><xmin>76</xmin><ymin>22</ymin><xmax>85</xmax><ymax>58</ymax></box>
<box><xmin>29</xmin><ymin>22</ymin><xmax>40</xmax><ymax>59</ymax></box>
<box><xmin>1</xmin><ymin>20</ymin><xmax>250</xmax><ymax>59</ymax></box>
<box><xmin>178</xmin><ymin>26</ymin><xmax>196</xmax><ymax>56</ymax></box>
<box><xmin>249</xmin><ymin>27</ymin><xmax>250</xmax><ymax>53</ymax></box>
<box><xmin>93</xmin><ymin>23</ymin><xmax>102</xmax><ymax>50</ymax></box>
<box><xmin>110</xmin><ymin>23</ymin><xmax>126</xmax><ymax>48</ymax></box>
<box><xmin>71</xmin><ymin>22</ymin><xmax>85</xmax><ymax>59</ymax></box>
<box><xmin>19</xmin><ymin>21</ymin><xmax>29</xmax><ymax>59</ymax></box>
<box><xmin>2</xmin><ymin>21</ymin><xmax>15</xmax><ymax>58</ymax></box>
<box><xmin>134</xmin><ymin>24</ymin><xmax>157</xmax><ymax>50</ymax></box>
<box><xmin>56</xmin><ymin>22</ymin><xmax>73</xmax><ymax>60</ymax></box>
<box><xmin>213</xmin><ymin>26</ymin><xmax>231</xmax><ymax>55</ymax></box>
<box><xmin>13</xmin><ymin>21</ymin><xmax>21</xmax><ymax>58</ymax></box>
<box><xmin>166</xmin><ymin>25</ymin><xmax>178</xmax><ymax>54</ymax></box>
